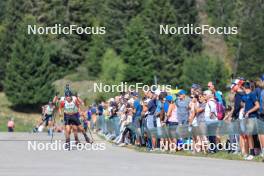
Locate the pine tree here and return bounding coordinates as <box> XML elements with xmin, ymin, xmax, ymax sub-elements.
<box><xmin>32</xmin><ymin>0</ymin><xmax>94</xmax><ymax>72</ymax></box>
<box><xmin>237</xmin><ymin>1</ymin><xmax>264</xmax><ymax>79</ymax></box>
<box><xmin>122</xmin><ymin>17</ymin><xmax>154</xmax><ymax>84</ymax></box>
<box><xmin>181</xmin><ymin>54</ymin><xmax>229</xmax><ymax>90</ymax></box>
<box><xmin>85</xmin><ymin>35</ymin><xmax>106</xmax><ymax>78</ymax></box>
<box><xmin>104</xmin><ymin>0</ymin><xmax>145</xmax><ymax>54</ymax></box>
<box><xmin>170</xmin><ymin>0</ymin><xmax>202</xmax><ymax>52</ymax></box>
<box><xmin>100</xmin><ymin>49</ymin><xmax>126</xmax><ymax>83</ymax></box>
<box><xmin>0</xmin><ymin>0</ymin><xmax>33</xmax><ymax>90</ymax></box>
<box><xmin>140</xmin><ymin>0</ymin><xmax>188</xmax><ymax>85</ymax></box>
<box><xmin>4</xmin><ymin>15</ymin><xmax>56</xmax><ymax>107</ymax></box>
<box><xmin>0</xmin><ymin>0</ymin><xmax>7</xmax><ymax>22</ymax></box>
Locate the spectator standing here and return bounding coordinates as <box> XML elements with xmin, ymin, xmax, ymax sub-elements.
<box><xmin>204</xmin><ymin>90</ymin><xmax>218</xmax><ymax>153</ymax></box>
<box><xmin>175</xmin><ymin>90</ymin><xmax>190</xmax><ymax>125</ymax></box>
<box><xmin>241</xmin><ymin>82</ymin><xmax>260</xmax><ymax>160</ymax></box>
<box><xmin>7</xmin><ymin>118</ymin><xmax>15</xmax><ymax>132</ymax></box>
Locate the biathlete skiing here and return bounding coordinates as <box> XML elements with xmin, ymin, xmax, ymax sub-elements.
<box><xmin>58</xmin><ymin>90</ymin><xmax>92</xmax><ymax>149</ymax></box>
<box><xmin>33</xmin><ymin>100</ymin><xmax>55</xmax><ymax>136</ymax></box>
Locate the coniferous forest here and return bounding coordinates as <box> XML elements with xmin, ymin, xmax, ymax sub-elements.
<box><xmin>0</xmin><ymin>0</ymin><xmax>263</xmax><ymax>107</ymax></box>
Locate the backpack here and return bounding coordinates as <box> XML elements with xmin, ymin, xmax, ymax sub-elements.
<box><xmin>215</xmin><ymin>101</ymin><xmax>225</xmax><ymax>120</ymax></box>
<box><xmin>209</xmin><ymin>99</ymin><xmax>225</xmax><ymax>120</ymax></box>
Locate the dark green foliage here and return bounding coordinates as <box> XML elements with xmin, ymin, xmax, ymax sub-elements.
<box><xmin>206</xmin><ymin>0</ymin><xmax>264</xmax><ymax>79</ymax></box>
<box><xmin>122</xmin><ymin>17</ymin><xmax>154</xmax><ymax>83</ymax></box>
<box><xmin>170</xmin><ymin>0</ymin><xmax>202</xmax><ymax>52</ymax></box>
<box><xmin>4</xmin><ymin>16</ymin><xmax>56</xmax><ymax>106</ymax></box>
<box><xmin>1</xmin><ymin>0</ymin><xmax>263</xmax><ymax>107</ymax></box>
<box><xmin>181</xmin><ymin>55</ymin><xmax>229</xmax><ymax>90</ymax></box>
<box><xmin>0</xmin><ymin>0</ymin><xmax>33</xmax><ymax>90</ymax></box>
<box><xmin>136</xmin><ymin>0</ymin><xmax>201</xmax><ymax>85</ymax></box>
<box><xmin>104</xmin><ymin>0</ymin><xmax>145</xmax><ymax>54</ymax></box>
<box><xmin>236</xmin><ymin>1</ymin><xmax>264</xmax><ymax>79</ymax></box>
<box><xmin>0</xmin><ymin>0</ymin><xmax>7</xmax><ymax>23</ymax></box>
<box><xmin>100</xmin><ymin>49</ymin><xmax>126</xmax><ymax>83</ymax></box>
<box><xmin>85</xmin><ymin>35</ymin><xmax>106</xmax><ymax>78</ymax></box>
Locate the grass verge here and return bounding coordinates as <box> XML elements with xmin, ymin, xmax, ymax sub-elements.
<box><xmin>96</xmin><ymin>132</ymin><xmax>263</xmax><ymax>162</ymax></box>
<box><xmin>0</xmin><ymin>92</ymin><xmax>38</xmax><ymax>132</ymax></box>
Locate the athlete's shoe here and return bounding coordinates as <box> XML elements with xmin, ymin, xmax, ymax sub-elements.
<box><xmin>244</xmin><ymin>155</ymin><xmax>254</xmax><ymax>160</ymax></box>
<box><xmin>65</xmin><ymin>142</ymin><xmax>70</xmax><ymax>151</ymax></box>
<box><xmin>84</xmin><ymin>133</ymin><xmax>93</xmax><ymax>144</ymax></box>
<box><xmin>32</xmin><ymin>127</ymin><xmax>38</xmax><ymax>133</ymax></box>
<box><xmin>48</xmin><ymin>129</ymin><xmax>53</xmax><ymax>136</ymax></box>
<box><xmin>118</xmin><ymin>143</ymin><xmax>126</xmax><ymax>147</ymax></box>
<box><xmin>75</xmin><ymin>140</ymin><xmax>81</xmax><ymax>145</ymax></box>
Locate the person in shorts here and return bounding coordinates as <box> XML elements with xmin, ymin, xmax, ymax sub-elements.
<box><xmin>59</xmin><ymin>92</ymin><xmax>92</xmax><ymax>149</ymax></box>
<box><xmin>241</xmin><ymin>81</ymin><xmax>260</xmax><ymax>160</ymax></box>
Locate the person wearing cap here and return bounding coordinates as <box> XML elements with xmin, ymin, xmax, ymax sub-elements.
<box><xmin>203</xmin><ymin>90</ymin><xmax>218</xmax><ymax>153</ymax></box>
<box><xmin>166</xmin><ymin>95</ymin><xmax>178</xmax><ymax>148</ymax></box>
<box><xmin>191</xmin><ymin>83</ymin><xmax>202</xmax><ymax>96</ymax></box>
<box><xmin>145</xmin><ymin>91</ymin><xmax>158</xmax><ymax>150</ymax></box>
<box><xmin>227</xmin><ymin>78</ymin><xmax>244</xmax><ymax>155</ymax></box>
<box><xmin>34</xmin><ymin>100</ymin><xmax>55</xmax><ymax>135</ymax></box>
<box><xmin>240</xmin><ymin>81</ymin><xmax>260</xmax><ymax>160</ymax></box>
<box><xmin>231</xmin><ymin>79</ymin><xmax>245</xmax><ymax>119</ymax></box>
<box><xmin>175</xmin><ymin>90</ymin><xmax>191</xmax><ymax>125</ymax></box>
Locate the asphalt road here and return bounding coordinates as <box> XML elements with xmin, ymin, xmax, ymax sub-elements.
<box><xmin>0</xmin><ymin>132</ymin><xmax>263</xmax><ymax>176</ymax></box>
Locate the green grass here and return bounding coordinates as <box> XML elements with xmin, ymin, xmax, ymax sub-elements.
<box><xmin>0</xmin><ymin>115</ymin><xmax>35</xmax><ymax>132</ymax></box>
<box><xmin>0</xmin><ymin>92</ymin><xmax>38</xmax><ymax>132</ymax></box>
<box><xmin>96</xmin><ymin>132</ymin><xmax>263</xmax><ymax>162</ymax></box>
<box><xmin>133</xmin><ymin>147</ymin><xmax>263</xmax><ymax>162</ymax></box>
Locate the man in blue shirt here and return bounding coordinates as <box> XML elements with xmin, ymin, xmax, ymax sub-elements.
<box><xmin>146</xmin><ymin>91</ymin><xmax>158</xmax><ymax>150</ymax></box>
<box><xmin>241</xmin><ymin>81</ymin><xmax>260</xmax><ymax>160</ymax></box>
<box><xmin>242</xmin><ymin>82</ymin><xmax>260</xmax><ymax>118</ymax></box>
<box><xmin>133</xmin><ymin>92</ymin><xmax>142</xmax><ymax>146</ymax></box>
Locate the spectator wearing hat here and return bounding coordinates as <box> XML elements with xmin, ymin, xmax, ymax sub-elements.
<box><xmin>232</xmin><ymin>79</ymin><xmax>245</xmax><ymax>119</ymax></box>
<box><xmin>145</xmin><ymin>91</ymin><xmax>158</xmax><ymax>150</ymax></box>
<box><xmin>175</xmin><ymin>90</ymin><xmax>191</xmax><ymax>125</ymax></box>
<box><xmin>166</xmin><ymin>95</ymin><xmax>178</xmax><ymax>151</ymax></box>
<box><xmin>203</xmin><ymin>90</ymin><xmax>218</xmax><ymax>153</ymax></box>
<box><xmin>240</xmin><ymin>81</ymin><xmax>260</xmax><ymax>160</ymax></box>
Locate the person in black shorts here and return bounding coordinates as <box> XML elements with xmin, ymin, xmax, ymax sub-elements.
<box><xmin>59</xmin><ymin>92</ymin><xmax>92</xmax><ymax>149</ymax></box>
